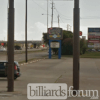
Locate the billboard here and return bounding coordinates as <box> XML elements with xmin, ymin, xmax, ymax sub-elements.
<box><xmin>47</xmin><ymin>27</ymin><xmax>63</xmax><ymax>40</ymax></box>
<box><xmin>88</xmin><ymin>28</ymin><xmax>100</xmax><ymax>43</ymax></box>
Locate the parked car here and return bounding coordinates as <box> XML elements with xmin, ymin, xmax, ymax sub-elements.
<box><xmin>91</xmin><ymin>49</ymin><xmax>96</xmax><ymax>52</ymax></box>
<box><xmin>14</xmin><ymin>46</ymin><xmax>22</xmax><ymax>50</ymax></box>
<box><xmin>0</xmin><ymin>47</ymin><xmax>6</xmax><ymax>52</ymax></box>
<box><xmin>97</xmin><ymin>49</ymin><xmax>100</xmax><ymax>52</ymax></box>
<box><xmin>88</xmin><ymin>49</ymin><xmax>96</xmax><ymax>52</ymax></box>
<box><xmin>88</xmin><ymin>49</ymin><xmax>92</xmax><ymax>52</ymax></box>
<box><xmin>0</xmin><ymin>61</ymin><xmax>21</xmax><ymax>80</ymax></box>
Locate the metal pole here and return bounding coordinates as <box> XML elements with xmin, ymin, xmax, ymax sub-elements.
<box><xmin>7</xmin><ymin>0</ymin><xmax>14</xmax><ymax>92</ymax></box>
<box><xmin>67</xmin><ymin>24</ymin><xmax>69</xmax><ymax>31</ymax></box>
<box><xmin>73</xmin><ymin>0</ymin><xmax>80</xmax><ymax>94</ymax></box>
<box><xmin>58</xmin><ymin>14</ymin><xmax>60</xmax><ymax>27</ymax></box>
<box><xmin>25</xmin><ymin>0</ymin><xmax>27</xmax><ymax>62</ymax></box>
<box><xmin>47</xmin><ymin>0</ymin><xmax>48</xmax><ymax>32</ymax></box>
<box><xmin>51</xmin><ymin>0</ymin><xmax>53</xmax><ymax>27</ymax></box>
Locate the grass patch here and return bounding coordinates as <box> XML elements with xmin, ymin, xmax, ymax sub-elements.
<box><xmin>51</xmin><ymin>52</ymin><xmax>100</xmax><ymax>59</ymax></box>
<box><xmin>80</xmin><ymin>52</ymin><xmax>100</xmax><ymax>58</ymax></box>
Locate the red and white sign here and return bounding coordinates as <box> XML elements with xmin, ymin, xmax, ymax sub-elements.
<box><xmin>80</xmin><ymin>31</ymin><xmax>82</xmax><ymax>36</ymax></box>
<box><xmin>1</xmin><ymin>43</ymin><xmax>4</xmax><ymax>46</ymax></box>
<box><xmin>88</xmin><ymin>28</ymin><xmax>100</xmax><ymax>44</ymax></box>
<box><xmin>88</xmin><ymin>36</ymin><xmax>100</xmax><ymax>38</ymax></box>
<box><xmin>88</xmin><ymin>40</ymin><xmax>100</xmax><ymax>43</ymax></box>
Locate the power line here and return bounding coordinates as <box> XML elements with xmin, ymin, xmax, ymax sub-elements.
<box><xmin>32</xmin><ymin>0</ymin><xmax>47</xmax><ymax>12</ymax></box>
<box><xmin>34</xmin><ymin>0</ymin><xmax>74</xmax><ymax>1</ymax></box>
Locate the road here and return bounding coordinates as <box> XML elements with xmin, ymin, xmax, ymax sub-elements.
<box><xmin>0</xmin><ymin>58</ymin><xmax>100</xmax><ymax>100</ymax></box>
<box><xmin>0</xmin><ymin>51</ymin><xmax>48</xmax><ymax>62</ymax></box>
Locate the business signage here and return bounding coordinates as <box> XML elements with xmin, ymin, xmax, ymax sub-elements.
<box><xmin>88</xmin><ymin>28</ymin><xmax>100</xmax><ymax>43</ymax></box>
<box><xmin>47</xmin><ymin>27</ymin><xmax>63</xmax><ymax>40</ymax></box>
<box><xmin>1</xmin><ymin>43</ymin><xmax>4</xmax><ymax>46</ymax></box>
<box><xmin>80</xmin><ymin>31</ymin><xmax>82</xmax><ymax>36</ymax></box>
<box><xmin>94</xmin><ymin>43</ymin><xmax>100</xmax><ymax>48</ymax></box>
<box><xmin>50</xmin><ymin>42</ymin><xmax>60</xmax><ymax>48</ymax></box>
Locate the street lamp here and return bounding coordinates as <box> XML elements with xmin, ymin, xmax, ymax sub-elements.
<box><xmin>42</xmin><ymin>13</ymin><xmax>51</xmax><ymax>33</ymax></box>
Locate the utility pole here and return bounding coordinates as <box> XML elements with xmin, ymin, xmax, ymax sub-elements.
<box><xmin>58</xmin><ymin>14</ymin><xmax>60</xmax><ymax>27</ymax></box>
<box><xmin>73</xmin><ymin>0</ymin><xmax>80</xmax><ymax>95</ymax></box>
<box><xmin>25</xmin><ymin>0</ymin><xmax>27</xmax><ymax>62</ymax></box>
<box><xmin>47</xmin><ymin>0</ymin><xmax>48</xmax><ymax>32</ymax></box>
<box><xmin>67</xmin><ymin>24</ymin><xmax>70</xmax><ymax>31</ymax></box>
<box><xmin>67</xmin><ymin>24</ymin><xmax>68</xmax><ymax>31</ymax></box>
<box><xmin>70</xmin><ymin>26</ymin><xmax>72</xmax><ymax>31</ymax></box>
<box><xmin>51</xmin><ymin>0</ymin><xmax>54</xmax><ymax>27</ymax></box>
<box><xmin>7</xmin><ymin>0</ymin><xmax>14</xmax><ymax>92</ymax></box>
<box><xmin>67</xmin><ymin>24</ymin><xmax>72</xmax><ymax>31</ymax></box>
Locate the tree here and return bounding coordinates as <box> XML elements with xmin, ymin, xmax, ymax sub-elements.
<box><xmin>80</xmin><ymin>38</ymin><xmax>87</xmax><ymax>54</ymax></box>
<box><xmin>42</xmin><ymin>30</ymin><xmax>74</xmax><ymax>54</ymax></box>
<box><xmin>43</xmin><ymin>33</ymin><xmax>49</xmax><ymax>45</ymax></box>
<box><xmin>62</xmin><ymin>38</ymin><xmax>73</xmax><ymax>55</ymax></box>
<box><xmin>42</xmin><ymin>30</ymin><xmax>87</xmax><ymax>55</ymax></box>
<box><xmin>62</xmin><ymin>30</ymin><xmax>73</xmax><ymax>40</ymax></box>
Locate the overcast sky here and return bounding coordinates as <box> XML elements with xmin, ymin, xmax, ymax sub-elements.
<box><xmin>0</xmin><ymin>0</ymin><xmax>100</xmax><ymax>41</ymax></box>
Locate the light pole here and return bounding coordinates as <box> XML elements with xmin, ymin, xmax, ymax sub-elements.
<box><xmin>25</xmin><ymin>0</ymin><xmax>27</xmax><ymax>62</ymax></box>
<box><xmin>7</xmin><ymin>0</ymin><xmax>14</xmax><ymax>92</ymax></box>
<box><xmin>73</xmin><ymin>0</ymin><xmax>80</xmax><ymax>94</ymax></box>
<box><xmin>42</xmin><ymin>14</ymin><xmax>51</xmax><ymax>32</ymax></box>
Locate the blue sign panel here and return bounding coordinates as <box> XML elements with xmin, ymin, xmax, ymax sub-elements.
<box><xmin>88</xmin><ymin>28</ymin><xmax>100</xmax><ymax>32</ymax></box>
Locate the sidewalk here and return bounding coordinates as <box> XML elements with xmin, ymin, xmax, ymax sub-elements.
<box><xmin>0</xmin><ymin>58</ymin><xmax>100</xmax><ymax>100</ymax></box>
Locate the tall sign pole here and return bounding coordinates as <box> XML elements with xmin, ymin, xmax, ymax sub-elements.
<box><xmin>7</xmin><ymin>0</ymin><xmax>14</xmax><ymax>92</ymax></box>
<box><xmin>73</xmin><ymin>0</ymin><xmax>80</xmax><ymax>94</ymax></box>
<box><xmin>25</xmin><ymin>0</ymin><xmax>27</xmax><ymax>62</ymax></box>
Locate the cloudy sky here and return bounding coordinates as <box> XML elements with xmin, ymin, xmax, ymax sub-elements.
<box><xmin>0</xmin><ymin>0</ymin><xmax>100</xmax><ymax>41</ymax></box>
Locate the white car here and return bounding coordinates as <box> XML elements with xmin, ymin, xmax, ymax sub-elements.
<box><xmin>0</xmin><ymin>48</ymin><xmax>6</xmax><ymax>51</ymax></box>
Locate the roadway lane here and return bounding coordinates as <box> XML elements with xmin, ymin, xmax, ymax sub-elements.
<box><xmin>0</xmin><ymin>51</ymin><xmax>48</xmax><ymax>62</ymax></box>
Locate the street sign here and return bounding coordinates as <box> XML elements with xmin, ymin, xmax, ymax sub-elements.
<box><xmin>80</xmin><ymin>31</ymin><xmax>82</xmax><ymax>36</ymax></box>
<box><xmin>48</xmin><ymin>27</ymin><xmax>63</xmax><ymax>40</ymax></box>
<box><xmin>50</xmin><ymin>42</ymin><xmax>60</xmax><ymax>48</ymax></box>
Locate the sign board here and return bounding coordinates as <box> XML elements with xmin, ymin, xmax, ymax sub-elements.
<box><xmin>88</xmin><ymin>28</ymin><xmax>100</xmax><ymax>43</ymax></box>
<box><xmin>80</xmin><ymin>31</ymin><xmax>82</xmax><ymax>36</ymax></box>
<box><xmin>48</xmin><ymin>27</ymin><xmax>63</xmax><ymax>40</ymax></box>
<box><xmin>94</xmin><ymin>43</ymin><xmax>100</xmax><ymax>48</ymax></box>
<box><xmin>50</xmin><ymin>42</ymin><xmax>60</xmax><ymax>48</ymax></box>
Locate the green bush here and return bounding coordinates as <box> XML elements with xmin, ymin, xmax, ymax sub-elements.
<box><xmin>43</xmin><ymin>30</ymin><xmax>87</xmax><ymax>55</ymax></box>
